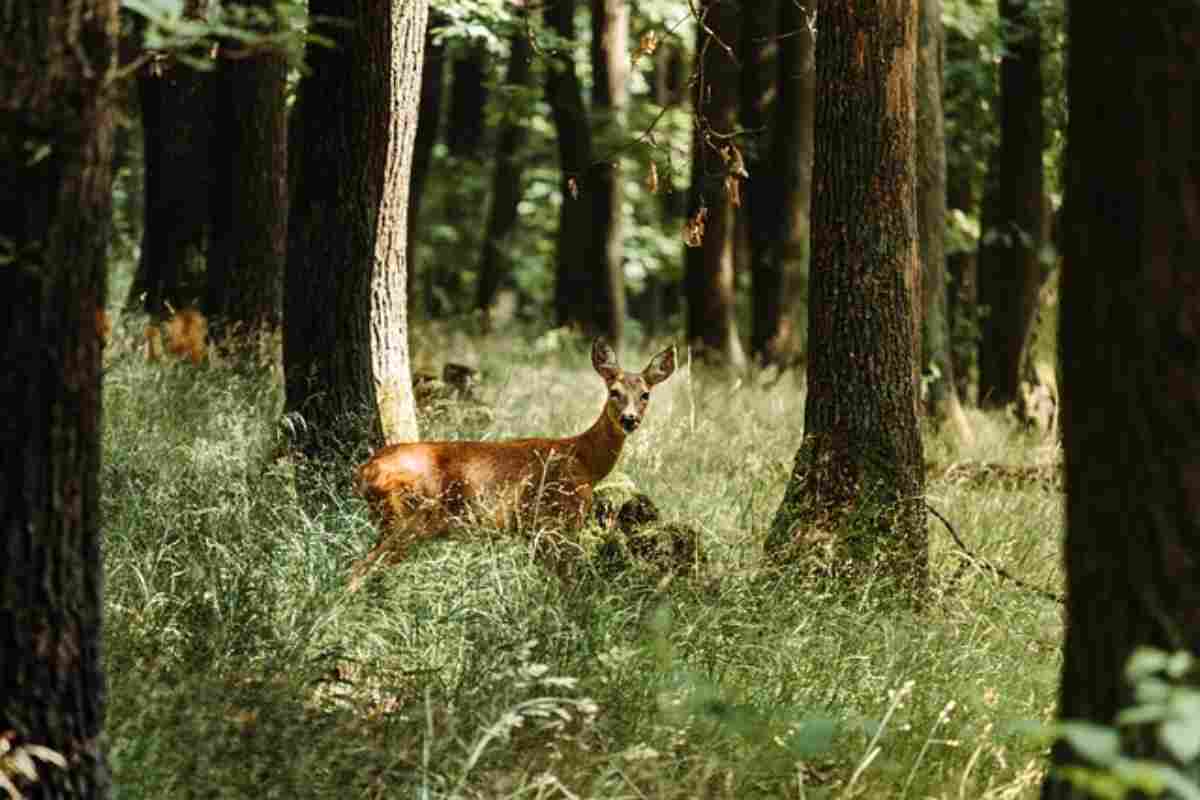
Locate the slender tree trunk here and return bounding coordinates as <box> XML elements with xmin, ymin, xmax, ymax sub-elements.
<box><xmin>767</xmin><ymin>0</ymin><xmax>926</xmax><ymax>599</ymax></box>
<box><xmin>207</xmin><ymin>0</ymin><xmax>288</xmax><ymax>340</ymax></box>
<box><xmin>0</xmin><ymin>1</ymin><xmax>117</xmax><ymax>795</ymax></box>
<box><xmin>946</xmin><ymin>168</ymin><xmax>978</xmax><ymax>403</ymax></box>
<box><xmin>976</xmin><ymin>0</ymin><xmax>1044</xmax><ymax>408</ymax></box>
<box><xmin>544</xmin><ymin>0</ymin><xmax>595</xmax><ymax>331</ymax></box>
<box><xmin>285</xmin><ymin>0</ymin><xmax>425</xmax><ymax>468</ymax></box>
<box><xmin>446</xmin><ymin>42</ymin><xmax>489</xmax><ymax>159</ymax></box>
<box><xmin>408</xmin><ymin>12</ymin><xmax>446</xmax><ymax>317</ymax></box>
<box><xmin>685</xmin><ymin>0</ymin><xmax>746</xmax><ymax>367</ymax></box>
<box><xmin>477</xmin><ymin>20</ymin><xmax>533</xmax><ymax>317</ymax></box>
<box><xmin>1044</xmin><ymin>6</ymin><xmax>1200</xmax><ymax>797</ymax></box>
<box><xmin>129</xmin><ymin>34</ymin><xmax>214</xmax><ymax>316</ymax></box>
<box><xmin>589</xmin><ymin>0</ymin><xmax>629</xmax><ymax>346</ymax></box>
<box><xmin>917</xmin><ymin>0</ymin><xmax>972</xmax><ymax>441</ymax></box>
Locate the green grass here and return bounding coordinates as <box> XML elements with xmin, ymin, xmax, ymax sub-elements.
<box><xmin>101</xmin><ymin>320</ymin><xmax>1063</xmax><ymax>798</ymax></box>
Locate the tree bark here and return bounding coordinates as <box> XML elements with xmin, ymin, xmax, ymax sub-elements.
<box><xmin>1043</xmin><ymin>6</ymin><xmax>1200</xmax><ymax>797</ymax></box>
<box><xmin>917</xmin><ymin>0</ymin><xmax>972</xmax><ymax>441</ymax></box>
<box><xmin>767</xmin><ymin>0</ymin><xmax>926</xmax><ymax>598</ymax></box>
<box><xmin>976</xmin><ymin>0</ymin><xmax>1044</xmax><ymax>408</ymax></box>
<box><xmin>285</xmin><ymin>0</ymin><xmax>425</xmax><ymax>467</ymax></box>
<box><xmin>544</xmin><ymin>0</ymin><xmax>595</xmax><ymax>331</ymax></box>
<box><xmin>128</xmin><ymin>34</ymin><xmax>214</xmax><ymax>316</ymax></box>
<box><xmin>0</xmin><ymin>1</ymin><xmax>117</xmax><ymax>796</ymax></box>
<box><xmin>685</xmin><ymin>0</ymin><xmax>746</xmax><ymax>367</ymax></box>
<box><xmin>207</xmin><ymin>0</ymin><xmax>288</xmax><ymax>340</ymax></box>
<box><xmin>589</xmin><ymin>0</ymin><xmax>630</xmax><ymax>346</ymax></box>
<box><xmin>477</xmin><ymin>20</ymin><xmax>533</xmax><ymax>317</ymax></box>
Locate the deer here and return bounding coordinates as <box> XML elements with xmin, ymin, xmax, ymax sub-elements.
<box><xmin>349</xmin><ymin>338</ymin><xmax>676</xmax><ymax>587</ymax></box>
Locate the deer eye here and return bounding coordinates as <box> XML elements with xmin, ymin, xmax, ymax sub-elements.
<box><xmin>640</xmin><ymin>392</ymin><xmax>650</xmax><ymax>402</ymax></box>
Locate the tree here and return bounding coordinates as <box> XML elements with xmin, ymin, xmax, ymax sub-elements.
<box><xmin>285</xmin><ymin>0</ymin><xmax>425</xmax><ymax>466</ymax></box>
<box><xmin>0</xmin><ymin>0</ymin><xmax>118</xmax><ymax>795</ymax></box>
<box><xmin>206</xmin><ymin>0</ymin><xmax>289</xmax><ymax>339</ymax></box>
<box><xmin>1044</xmin><ymin>5</ymin><xmax>1200</xmax><ymax>797</ymax></box>
<box><xmin>446</xmin><ymin>41</ymin><xmax>490</xmax><ymax>159</ymax></box>
<box><xmin>477</xmin><ymin>17</ymin><xmax>533</xmax><ymax>317</ymax></box>
<box><xmin>685</xmin><ymin>0</ymin><xmax>745</xmax><ymax>367</ymax></box>
<box><xmin>408</xmin><ymin>14</ymin><xmax>446</xmax><ymax>316</ymax></box>
<box><xmin>589</xmin><ymin>0</ymin><xmax>630</xmax><ymax>346</ymax></box>
<box><xmin>917</xmin><ymin>0</ymin><xmax>972</xmax><ymax>441</ymax></box>
<box><xmin>127</xmin><ymin>0</ymin><xmax>215</xmax><ymax>316</ymax></box>
<box><xmin>767</xmin><ymin>0</ymin><xmax>926</xmax><ymax>597</ymax></box>
<box><xmin>544</xmin><ymin>0</ymin><xmax>596</xmax><ymax>332</ymax></box>
<box><xmin>976</xmin><ymin>0</ymin><xmax>1044</xmax><ymax>408</ymax></box>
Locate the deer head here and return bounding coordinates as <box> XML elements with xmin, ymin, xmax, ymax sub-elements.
<box><xmin>592</xmin><ymin>338</ymin><xmax>676</xmax><ymax>434</ymax></box>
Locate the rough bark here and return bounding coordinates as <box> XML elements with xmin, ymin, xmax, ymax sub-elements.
<box><xmin>0</xmin><ymin>1</ymin><xmax>117</xmax><ymax>796</ymax></box>
<box><xmin>408</xmin><ymin>11</ymin><xmax>446</xmax><ymax>317</ymax></box>
<box><xmin>917</xmin><ymin>0</ymin><xmax>972</xmax><ymax>441</ymax></box>
<box><xmin>589</xmin><ymin>0</ymin><xmax>630</xmax><ymax>346</ymax></box>
<box><xmin>285</xmin><ymin>0</ymin><xmax>425</xmax><ymax>467</ymax></box>
<box><xmin>128</xmin><ymin>41</ymin><xmax>214</xmax><ymax>315</ymax></box>
<box><xmin>685</xmin><ymin>0</ymin><xmax>746</xmax><ymax>367</ymax></box>
<box><xmin>544</xmin><ymin>0</ymin><xmax>595</xmax><ymax>331</ymax></box>
<box><xmin>207</xmin><ymin>0</ymin><xmax>288</xmax><ymax>339</ymax></box>
<box><xmin>1043</xmin><ymin>6</ymin><xmax>1200</xmax><ymax>797</ymax></box>
<box><xmin>767</xmin><ymin>0</ymin><xmax>926</xmax><ymax>598</ymax></box>
<box><xmin>477</xmin><ymin>20</ymin><xmax>533</xmax><ymax>316</ymax></box>
<box><xmin>977</xmin><ymin>0</ymin><xmax>1044</xmax><ymax>408</ymax></box>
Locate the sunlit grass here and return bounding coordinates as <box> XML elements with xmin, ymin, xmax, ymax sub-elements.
<box><xmin>101</xmin><ymin>318</ymin><xmax>1062</xmax><ymax>798</ymax></box>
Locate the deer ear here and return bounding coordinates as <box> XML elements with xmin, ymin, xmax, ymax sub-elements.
<box><xmin>592</xmin><ymin>337</ymin><xmax>621</xmax><ymax>382</ymax></box>
<box><xmin>642</xmin><ymin>344</ymin><xmax>676</xmax><ymax>386</ymax></box>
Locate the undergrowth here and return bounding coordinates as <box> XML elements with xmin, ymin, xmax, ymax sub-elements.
<box><xmin>101</xmin><ymin>320</ymin><xmax>1063</xmax><ymax>798</ymax></box>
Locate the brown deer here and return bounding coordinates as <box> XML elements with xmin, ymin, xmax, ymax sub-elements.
<box><xmin>349</xmin><ymin>338</ymin><xmax>676</xmax><ymax>586</ymax></box>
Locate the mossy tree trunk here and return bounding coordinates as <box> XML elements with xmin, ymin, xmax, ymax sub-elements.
<box><xmin>917</xmin><ymin>0</ymin><xmax>972</xmax><ymax>441</ymax></box>
<box><xmin>207</xmin><ymin>0</ymin><xmax>288</xmax><ymax>340</ymax></box>
<box><xmin>285</xmin><ymin>0</ymin><xmax>424</xmax><ymax>469</ymax></box>
<box><xmin>0</xmin><ymin>0</ymin><xmax>118</xmax><ymax>795</ymax></box>
<box><xmin>589</xmin><ymin>0</ymin><xmax>629</xmax><ymax>347</ymax></box>
<box><xmin>977</xmin><ymin>0</ymin><xmax>1044</xmax><ymax>408</ymax></box>
<box><xmin>477</xmin><ymin>18</ymin><xmax>533</xmax><ymax>317</ymax></box>
<box><xmin>767</xmin><ymin>0</ymin><xmax>926</xmax><ymax>598</ymax></box>
<box><xmin>685</xmin><ymin>0</ymin><xmax>745</xmax><ymax>367</ymax></box>
<box><xmin>1044</xmin><ymin>6</ymin><xmax>1200</xmax><ymax>796</ymax></box>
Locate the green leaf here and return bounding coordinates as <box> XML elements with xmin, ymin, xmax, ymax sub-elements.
<box><xmin>1056</xmin><ymin>721</ymin><xmax>1122</xmax><ymax>766</ymax></box>
<box><xmin>1160</xmin><ymin>715</ymin><xmax>1200</xmax><ymax>763</ymax></box>
<box><xmin>1126</xmin><ymin>647</ymin><xmax>1170</xmax><ymax>683</ymax></box>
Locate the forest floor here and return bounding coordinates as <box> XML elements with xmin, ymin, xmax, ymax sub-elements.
<box><xmin>101</xmin><ymin>322</ymin><xmax>1063</xmax><ymax>799</ymax></box>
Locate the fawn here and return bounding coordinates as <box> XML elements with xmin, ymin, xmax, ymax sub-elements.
<box><xmin>350</xmin><ymin>338</ymin><xmax>676</xmax><ymax>585</ymax></box>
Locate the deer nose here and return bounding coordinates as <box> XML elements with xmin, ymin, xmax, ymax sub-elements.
<box><xmin>619</xmin><ymin>413</ymin><xmax>640</xmax><ymax>432</ymax></box>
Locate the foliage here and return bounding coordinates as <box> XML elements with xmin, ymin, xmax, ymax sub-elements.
<box><xmin>1048</xmin><ymin>648</ymin><xmax>1200</xmax><ymax>799</ymax></box>
<box><xmin>100</xmin><ymin>319</ymin><xmax>1066</xmax><ymax>797</ymax></box>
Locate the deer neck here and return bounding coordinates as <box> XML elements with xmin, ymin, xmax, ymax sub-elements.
<box><xmin>570</xmin><ymin>405</ymin><xmax>628</xmax><ymax>484</ymax></box>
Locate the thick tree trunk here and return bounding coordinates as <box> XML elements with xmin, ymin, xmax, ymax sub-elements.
<box><xmin>408</xmin><ymin>12</ymin><xmax>446</xmax><ymax>317</ymax></box>
<box><xmin>129</xmin><ymin>52</ymin><xmax>214</xmax><ymax>316</ymax></box>
<box><xmin>1043</xmin><ymin>6</ymin><xmax>1200</xmax><ymax>797</ymax></box>
<box><xmin>207</xmin><ymin>0</ymin><xmax>288</xmax><ymax>340</ymax></box>
<box><xmin>685</xmin><ymin>0</ymin><xmax>745</xmax><ymax>367</ymax></box>
<box><xmin>285</xmin><ymin>0</ymin><xmax>425</xmax><ymax>467</ymax></box>
<box><xmin>544</xmin><ymin>0</ymin><xmax>595</xmax><ymax>331</ymax></box>
<box><xmin>589</xmin><ymin>0</ymin><xmax>629</xmax><ymax>346</ymax></box>
<box><xmin>0</xmin><ymin>1</ymin><xmax>117</xmax><ymax>796</ymax></box>
<box><xmin>477</xmin><ymin>21</ymin><xmax>533</xmax><ymax>317</ymax></box>
<box><xmin>917</xmin><ymin>0</ymin><xmax>971</xmax><ymax>441</ymax></box>
<box><xmin>976</xmin><ymin>0</ymin><xmax>1044</xmax><ymax>408</ymax></box>
<box><xmin>767</xmin><ymin>0</ymin><xmax>926</xmax><ymax>598</ymax></box>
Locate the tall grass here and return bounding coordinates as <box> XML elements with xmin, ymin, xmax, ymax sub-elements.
<box><xmin>102</xmin><ymin>321</ymin><xmax>1062</xmax><ymax>798</ymax></box>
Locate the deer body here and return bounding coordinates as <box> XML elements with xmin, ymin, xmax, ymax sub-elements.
<box><xmin>351</xmin><ymin>339</ymin><xmax>675</xmax><ymax>584</ymax></box>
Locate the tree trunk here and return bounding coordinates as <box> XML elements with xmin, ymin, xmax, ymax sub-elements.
<box><xmin>1044</xmin><ymin>6</ymin><xmax>1200</xmax><ymax>797</ymax></box>
<box><xmin>446</xmin><ymin>42</ymin><xmax>489</xmax><ymax>159</ymax></box>
<box><xmin>0</xmin><ymin>1</ymin><xmax>117</xmax><ymax>796</ymax></box>
<box><xmin>129</xmin><ymin>40</ymin><xmax>214</xmax><ymax>316</ymax></box>
<box><xmin>917</xmin><ymin>0</ymin><xmax>972</xmax><ymax>441</ymax></box>
<box><xmin>946</xmin><ymin>167</ymin><xmax>978</xmax><ymax>403</ymax></box>
<box><xmin>976</xmin><ymin>0</ymin><xmax>1044</xmax><ymax>408</ymax></box>
<box><xmin>767</xmin><ymin>0</ymin><xmax>926</xmax><ymax>598</ymax></box>
<box><xmin>544</xmin><ymin>0</ymin><xmax>595</xmax><ymax>331</ymax></box>
<box><xmin>589</xmin><ymin>0</ymin><xmax>629</xmax><ymax>346</ymax></box>
<box><xmin>685</xmin><ymin>0</ymin><xmax>745</xmax><ymax>367</ymax></box>
<box><xmin>477</xmin><ymin>20</ymin><xmax>533</xmax><ymax>317</ymax></box>
<box><xmin>285</xmin><ymin>0</ymin><xmax>425</xmax><ymax>468</ymax></box>
<box><xmin>407</xmin><ymin>11</ymin><xmax>446</xmax><ymax>318</ymax></box>
<box><xmin>207</xmin><ymin>0</ymin><xmax>288</xmax><ymax>340</ymax></box>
